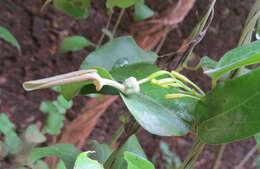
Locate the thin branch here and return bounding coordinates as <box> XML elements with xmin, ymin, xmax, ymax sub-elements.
<box><xmin>112</xmin><ymin>8</ymin><xmax>126</xmax><ymax>36</ymax></box>
<box><xmin>97</xmin><ymin>13</ymin><xmax>113</xmax><ymax>48</ymax></box>
<box><xmin>234</xmin><ymin>145</ymin><xmax>258</xmax><ymax>169</ymax></box>
<box><xmin>212</xmin><ymin>144</ymin><xmax>226</xmax><ymax>169</ymax></box>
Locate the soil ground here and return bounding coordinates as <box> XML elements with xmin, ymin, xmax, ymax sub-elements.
<box><xmin>0</xmin><ymin>0</ymin><xmax>259</xmax><ymax>169</ymax></box>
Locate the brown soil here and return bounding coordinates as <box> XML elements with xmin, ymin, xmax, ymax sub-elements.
<box><xmin>0</xmin><ymin>0</ymin><xmax>259</xmax><ymax>169</ymax></box>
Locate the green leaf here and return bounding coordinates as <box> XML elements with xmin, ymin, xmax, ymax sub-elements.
<box><xmin>195</xmin><ymin>67</ymin><xmax>260</xmax><ymax>144</ymax></box>
<box><xmin>61</xmin><ymin>67</ymin><xmax>114</xmax><ymax>100</ymax></box>
<box><xmin>60</xmin><ymin>36</ymin><xmax>96</xmax><ymax>53</ymax></box>
<box><xmin>134</xmin><ymin>2</ymin><xmax>154</xmax><ymax>21</ymax></box>
<box><xmin>116</xmin><ymin>63</ymin><xmax>195</xmax><ymax>136</ymax></box>
<box><xmin>25</xmin><ymin>125</ymin><xmax>46</xmax><ymax>144</ymax></box>
<box><xmin>102</xmin><ymin>28</ymin><xmax>114</xmax><ymax>41</ymax></box>
<box><xmin>204</xmin><ymin>40</ymin><xmax>260</xmax><ymax>82</ymax></box>
<box><xmin>0</xmin><ymin>26</ymin><xmax>21</xmax><ymax>55</ymax></box>
<box><xmin>46</xmin><ymin>111</ymin><xmax>65</xmax><ymax>135</ymax></box>
<box><xmin>28</xmin><ymin>143</ymin><xmax>81</xmax><ymax>169</ymax></box>
<box><xmin>33</xmin><ymin>160</ymin><xmax>49</xmax><ymax>169</ymax></box>
<box><xmin>106</xmin><ymin>0</ymin><xmax>135</xmax><ymax>10</ymax></box>
<box><xmin>124</xmin><ymin>152</ymin><xmax>155</xmax><ymax>169</ymax></box>
<box><xmin>53</xmin><ymin>0</ymin><xmax>89</xmax><ymax>19</ymax></box>
<box><xmin>111</xmin><ymin>135</ymin><xmax>146</xmax><ymax>169</ymax></box>
<box><xmin>57</xmin><ymin>160</ymin><xmax>67</xmax><ymax>169</ymax></box>
<box><xmin>255</xmin><ymin>133</ymin><xmax>260</xmax><ymax>151</ymax></box>
<box><xmin>88</xmin><ymin>140</ymin><xmax>112</xmax><ymax>165</ymax></box>
<box><xmin>73</xmin><ymin>152</ymin><xmax>104</xmax><ymax>169</ymax></box>
<box><xmin>57</xmin><ymin>95</ymin><xmax>73</xmax><ymax>109</ymax></box>
<box><xmin>0</xmin><ymin>113</ymin><xmax>23</xmax><ymax>155</ymax></box>
<box><xmin>80</xmin><ymin>36</ymin><xmax>157</xmax><ymax>72</ymax></box>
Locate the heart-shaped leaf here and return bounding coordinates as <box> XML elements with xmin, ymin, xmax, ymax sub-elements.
<box><xmin>25</xmin><ymin>125</ymin><xmax>46</xmax><ymax>143</ymax></box>
<box><xmin>80</xmin><ymin>36</ymin><xmax>157</xmax><ymax>72</ymax></box>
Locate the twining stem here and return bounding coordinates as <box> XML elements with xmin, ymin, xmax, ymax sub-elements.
<box><xmin>179</xmin><ymin>136</ymin><xmax>205</xmax><ymax>169</ymax></box>
<box><xmin>112</xmin><ymin>8</ymin><xmax>126</xmax><ymax>36</ymax></box>
<box><xmin>212</xmin><ymin>144</ymin><xmax>226</xmax><ymax>169</ymax></box>
<box><xmin>234</xmin><ymin>145</ymin><xmax>258</xmax><ymax>169</ymax></box>
<box><xmin>97</xmin><ymin>13</ymin><xmax>113</xmax><ymax>48</ymax></box>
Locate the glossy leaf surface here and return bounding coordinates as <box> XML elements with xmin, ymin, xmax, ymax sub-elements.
<box><xmin>124</xmin><ymin>152</ymin><xmax>155</xmax><ymax>169</ymax></box>
<box><xmin>60</xmin><ymin>36</ymin><xmax>96</xmax><ymax>52</ymax></box>
<box><xmin>29</xmin><ymin>143</ymin><xmax>81</xmax><ymax>169</ymax></box>
<box><xmin>117</xmin><ymin>63</ymin><xmax>196</xmax><ymax>136</ymax></box>
<box><xmin>80</xmin><ymin>36</ymin><xmax>157</xmax><ymax>72</ymax></box>
<box><xmin>0</xmin><ymin>26</ymin><xmax>21</xmax><ymax>54</ymax></box>
<box><xmin>196</xmin><ymin>67</ymin><xmax>260</xmax><ymax>144</ymax></box>
<box><xmin>74</xmin><ymin>152</ymin><xmax>104</xmax><ymax>169</ymax></box>
<box><xmin>204</xmin><ymin>40</ymin><xmax>260</xmax><ymax>82</ymax></box>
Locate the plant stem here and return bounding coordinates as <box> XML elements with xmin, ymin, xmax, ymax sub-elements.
<box><xmin>179</xmin><ymin>136</ymin><xmax>205</xmax><ymax>169</ymax></box>
<box><xmin>212</xmin><ymin>144</ymin><xmax>226</xmax><ymax>169</ymax></box>
<box><xmin>108</xmin><ymin>125</ymin><xmax>124</xmax><ymax>149</ymax></box>
<box><xmin>51</xmin><ymin>136</ymin><xmax>57</xmax><ymax>169</ymax></box>
<box><xmin>234</xmin><ymin>144</ymin><xmax>258</xmax><ymax>169</ymax></box>
<box><xmin>97</xmin><ymin>13</ymin><xmax>113</xmax><ymax>48</ymax></box>
<box><xmin>112</xmin><ymin>8</ymin><xmax>126</xmax><ymax>36</ymax></box>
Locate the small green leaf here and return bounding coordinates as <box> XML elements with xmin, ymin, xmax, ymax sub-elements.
<box><xmin>80</xmin><ymin>36</ymin><xmax>157</xmax><ymax>72</ymax></box>
<box><xmin>46</xmin><ymin>111</ymin><xmax>65</xmax><ymax>135</ymax></box>
<box><xmin>60</xmin><ymin>36</ymin><xmax>96</xmax><ymax>53</ymax></box>
<box><xmin>28</xmin><ymin>143</ymin><xmax>81</xmax><ymax>169</ymax></box>
<box><xmin>88</xmin><ymin>140</ymin><xmax>112</xmax><ymax>165</ymax></box>
<box><xmin>33</xmin><ymin>160</ymin><xmax>49</xmax><ymax>169</ymax></box>
<box><xmin>124</xmin><ymin>152</ymin><xmax>155</xmax><ymax>169</ymax></box>
<box><xmin>25</xmin><ymin>125</ymin><xmax>46</xmax><ymax>144</ymax></box>
<box><xmin>111</xmin><ymin>135</ymin><xmax>146</xmax><ymax>169</ymax></box>
<box><xmin>255</xmin><ymin>133</ymin><xmax>260</xmax><ymax>151</ymax></box>
<box><xmin>134</xmin><ymin>2</ymin><xmax>154</xmax><ymax>21</ymax></box>
<box><xmin>57</xmin><ymin>95</ymin><xmax>73</xmax><ymax>109</ymax></box>
<box><xmin>195</xmin><ymin>67</ymin><xmax>260</xmax><ymax>144</ymax></box>
<box><xmin>0</xmin><ymin>26</ymin><xmax>21</xmax><ymax>55</ymax></box>
<box><xmin>57</xmin><ymin>160</ymin><xmax>67</xmax><ymax>169</ymax></box>
<box><xmin>204</xmin><ymin>40</ymin><xmax>260</xmax><ymax>82</ymax></box>
<box><xmin>0</xmin><ymin>113</ymin><xmax>23</xmax><ymax>155</ymax></box>
<box><xmin>106</xmin><ymin>0</ymin><xmax>135</xmax><ymax>11</ymax></box>
<box><xmin>53</xmin><ymin>0</ymin><xmax>89</xmax><ymax>19</ymax></box>
<box><xmin>73</xmin><ymin>152</ymin><xmax>104</xmax><ymax>169</ymax></box>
